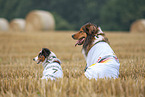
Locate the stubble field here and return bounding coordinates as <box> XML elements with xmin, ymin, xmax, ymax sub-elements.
<box><xmin>0</xmin><ymin>31</ymin><xmax>144</xmax><ymax>97</ymax></box>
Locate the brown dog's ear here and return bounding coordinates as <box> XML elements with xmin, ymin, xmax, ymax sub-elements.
<box><xmin>89</xmin><ymin>26</ymin><xmax>98</xmax><ymax>34</ymax></box>
<box><xmin>84</xmin><ymin>23</ymin><xmax>98</xmax><ymax>35</ymax></box>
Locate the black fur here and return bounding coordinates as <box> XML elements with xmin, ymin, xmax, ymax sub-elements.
<box><xmin>41</xmin><ymin>48</ymin><xmax>51</xmax><ymax>58</ymax></box>
<box><xmin>83</xmin><ymin>34</ymin><xmax>94</xmax><ymax>49</ymax></box>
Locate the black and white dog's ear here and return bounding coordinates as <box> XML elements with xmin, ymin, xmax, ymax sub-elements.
<box><xmin>42</xmin><ymin>48</ymin><xmax>51</xmax><ymax>58</ymax></box>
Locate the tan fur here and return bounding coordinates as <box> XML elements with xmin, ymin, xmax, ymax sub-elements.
<box><xmin>72</xmin><ymin>28</ymin><xmax>87</xmax><ymax>40</ymax></box>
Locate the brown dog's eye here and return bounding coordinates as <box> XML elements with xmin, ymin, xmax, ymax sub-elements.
<box><xmin>80</xmin><ymin>31</ymin><xmax>83</xmax><ymax>33</ymax></box>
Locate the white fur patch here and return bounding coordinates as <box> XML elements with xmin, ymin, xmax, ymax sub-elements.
<box><xmin>34</xmin><ymin>56</ymin><xmax>38</xmax><ymax>61</ymax></box>
<box><xmin>82</xmin><ymin>48</ymin><xmax>87</xmax><ymax>60</ymax></box>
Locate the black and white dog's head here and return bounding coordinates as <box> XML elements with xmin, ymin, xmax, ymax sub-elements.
<box><xmin>33</xmin><ymin>48</ymin><xmax>58</xmax><ymax>64</ymax></box>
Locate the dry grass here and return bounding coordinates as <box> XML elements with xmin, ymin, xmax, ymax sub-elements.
<box><xmin>0</xmin><ymin>31</ymin><xmax>144</xmax><ymax>97</ymax></box>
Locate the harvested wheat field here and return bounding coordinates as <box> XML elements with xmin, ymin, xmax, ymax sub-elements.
<box><xmin>0</xmin><ymin>31</ymin><xmax>144</xmax><ymax>97</ymax></box>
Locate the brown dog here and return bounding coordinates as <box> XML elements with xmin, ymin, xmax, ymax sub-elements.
<box><xmin>72</xmin><ymin>23</ymin><xmax>109</xmax><ymax>56</ymax></box>
<box><xmin>72</xmin><ymin>23</ymin><xmax>120</xmax><ymax>80</ymax></box>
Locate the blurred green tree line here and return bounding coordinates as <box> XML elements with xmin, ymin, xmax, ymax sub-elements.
<box><xmin>0</xmin><ymin>0</ymin><xmax>145</xmax><ymax>31</ymax></box>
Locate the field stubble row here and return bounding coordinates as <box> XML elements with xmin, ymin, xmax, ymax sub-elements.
<box><xmin>0</xmin><ymin>31</ymin><xmax>145</xmax><ymax>97</ymax></box>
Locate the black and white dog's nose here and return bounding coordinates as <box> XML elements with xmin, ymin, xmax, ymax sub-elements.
<box><xmin>33</xmin><ymin>58</ymin><xmax>35</xmax><ymax>61</ymax></box>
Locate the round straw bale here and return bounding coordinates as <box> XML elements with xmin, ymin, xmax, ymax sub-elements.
<box><xmin>25</xmin><ymin>10</ymin><xmax>55</xmax><ymax>31</ymax></box>
<box><xmin>0</xmin><ymin>18</ymin><xmax>9</xmax><ymax>31</ymax></box>
<box><xmin>130</xmin><ymin>19</ymin><xmax>145</xmax><ymax>33</ymax></box>
<box><xmin>9</xmin><ymin>18</ymin><xmax>25</xmax><ymax>31</ymax></box>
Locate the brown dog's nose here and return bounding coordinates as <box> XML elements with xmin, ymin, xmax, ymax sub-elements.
<box><xmin>72</xmin><ymin>34</ymin><xmax>75</xmax><ymax>39</ymax></box>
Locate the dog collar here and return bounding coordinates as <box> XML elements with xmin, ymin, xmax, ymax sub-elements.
<box><xmin>42</xmin><ymin>56</ymin><xmax>61</xmax><ymax>68</ymax></box>
<box><xmin>54</xmin><ymin>60</ymin><xmax>61</xmax><ymax>64</ymax></box>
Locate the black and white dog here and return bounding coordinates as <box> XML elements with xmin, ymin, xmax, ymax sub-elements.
<box><xmin>33</xmin><ymin>48</ymin><xmax>63</xmax><ymax>80</ymax></box>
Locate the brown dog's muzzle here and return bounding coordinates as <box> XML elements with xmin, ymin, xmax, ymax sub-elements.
<box><xmin>72</xmin><ymin>34</ymin><xmax>76</xmax><ymax>39</ymax></box>
<box><xmin>72</xmin><ymin>31</ymin><xmax>87</xmax><ymax>46</ymax></box>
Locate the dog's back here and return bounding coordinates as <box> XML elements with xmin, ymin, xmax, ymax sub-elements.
<box><xmin>42</xmin><ymin>62</ymin><xmax>63</xmax><ymax>80</ymax></box>
<box><xmin>84</xmin><ymin>42</ymin><xmax>120</xmax><ymax>80</ymax></box>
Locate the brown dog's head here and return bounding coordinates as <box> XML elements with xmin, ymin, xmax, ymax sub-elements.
<box><xmin>72</xmin><ymin>23</ymin><xmax>100</xmax><ymax>46</ymax></box>
<box><xmin>72</xmin><ymin>23</ymin><xmax>109</xmax><ymax>55</ymax></box>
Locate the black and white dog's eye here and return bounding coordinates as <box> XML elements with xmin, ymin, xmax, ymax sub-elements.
<box><xmin>38</xmin><ymin>53</ymin><xmax>42</xmax><ymax>57</ymax></box>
